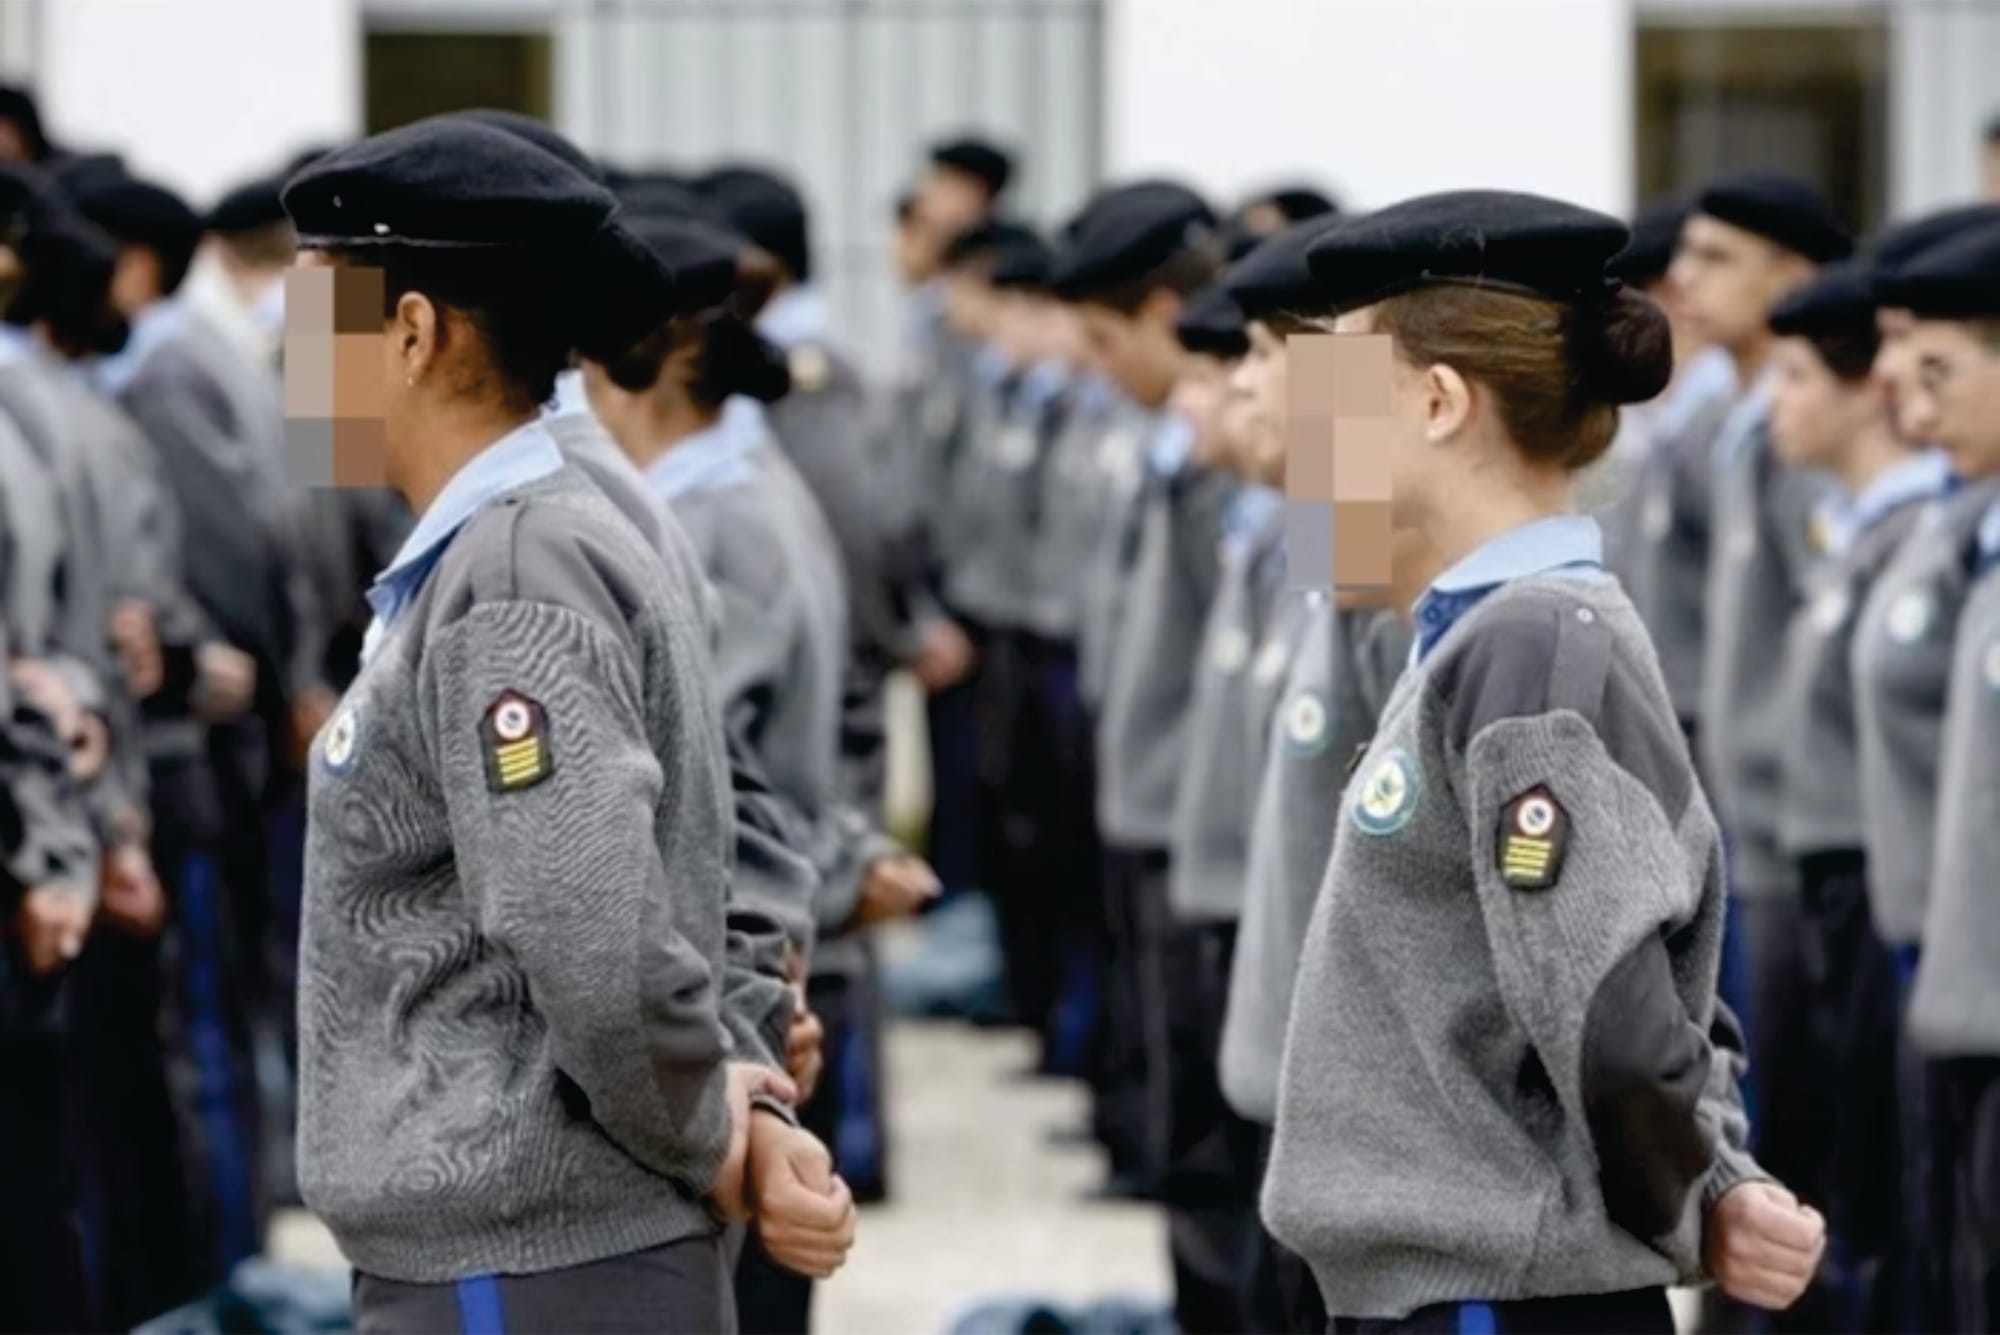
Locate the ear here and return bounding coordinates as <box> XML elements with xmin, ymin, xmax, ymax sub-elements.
<box><xmin>1421</xmin><ymin>360</ymin><xmax>1474</xmax><ymax>443</ymax></box>
<box><xmin>1139</xmin><ymin>287</ymin><xmax>1185</xmax><ymax>331</ymax></box>
<box><xmin>392</xmin><ymin>290</ymin><xmax>440</xmax><ymax>383</ymax></box>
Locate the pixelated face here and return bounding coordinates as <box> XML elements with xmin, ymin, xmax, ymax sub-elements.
<box><xmin>1769</xmin><ymin>335</ymin><xmax>1866</xmax><ymax>470</ymax></box>
<box><xmin>1671</xmin><ymin>215</ymin><xmax>1801</xmax><ymax>350</ymax></box>
<box><xmin>282</xmin><ymin>257</ymin><xmax>389</xmax><ymax>487</ymax></box>
<box><xmin>1282</xmin><ymin>322</ymin><xmax>1398</xmax><ymax>592</ymax></box>
<box><xmin>1906</xmin><ymin>318</ymin><xmax>2000</xmax><ymax>471</ymax></box>
<box><xmin>1872</xmin><ymin>307</ymin><xmax>1929</xmax><ymax>441</ymax></box>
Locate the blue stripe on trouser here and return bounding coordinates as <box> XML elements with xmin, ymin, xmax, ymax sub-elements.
<box><xmin>181</xmin><ymin>849</ymin><xmax>259</xmax><ymax>1267</ymax></box>
<box><xmin>1456</xmin><ymin>1301</ymin><xmax>1499</xmax><ymax>1335</ymax></box>
<box><xmin>455</xmin><ymin>1275</ymin><xmax>506</xmax><ymax>1334</ymax></box>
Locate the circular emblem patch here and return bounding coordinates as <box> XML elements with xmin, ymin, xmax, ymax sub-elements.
<box><xmin>788</xmin><ymin>345</ymin><xmax>831</xmax><ymax>393</ymax></box>
<box><xmin>1251</xmin><ymin>637</ymin><xmax>1290</xmax><ymax>685</ymax></box>
<box><xmin>1351</xmin><ymin>748</ymin><xmax>1420</xmax><ymax>836</ymax></box>
<box><xmin>1810</xmin><ymin>588</ymin><xmax>1850</xmax><ymax>635</ymax></box>
<box><xmin>1727</xmin><ymin>522</ymin><xmax>1757</xmax><ymax>561</ymax></box>
<box><xmin>1984</xmin><ymin>640</ymin><xmax>2000</xmax><ymax>692</ymax></box>
<box><xmin>322</xmin><ymin>706</ymin><xmax>358</xmax><ymax>774</ymax></box>
<box><xmin>1641</xmin><ymin>490</ymin><xmax>1671</xmax><ymax>541</ymax></box>
<box><xmin>494</xmin><ymin>698</ymin><xmax>533</xmax><ymax>743</ymax></box>
<box><xmin>1515</xmin><ymin>795</ymin><xmax>1557</xmax><ymax>837</ymax></box>
<box><xmin>1282</xmin><ymin>692</ymin><xmax>1329</xmax><ymax>756</ymax></box>
<box><xmin>1888</xmin><ymin>591</ymin><xmax>1933</xmax><ymax>645</ymax></box>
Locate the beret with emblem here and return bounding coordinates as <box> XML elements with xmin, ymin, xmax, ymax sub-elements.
<box><xmin>1050</xmin><ymin>181</ymin><xmax>1220</xmax><ymax>301</ymax></box>
<box><xmin>1175</xmin><ymin>282</ymin><xmax>1248</xmax><ymax>359</ymax></box>
<box><xmin>1305</xmin><ymin>189</ymin><xmax>1630</xmax><ymax>312</ymax></box>
<box><xmin>282</xmin><ymin>118</ymin><xmax>679</xmax><ymax>362</ymax></box>
<box><xmin>929</xmin><ymin>136</ymin><xmax>1013</xmax><ymax>198</ymax></box>
<box><xmin>696</xmin><ymin>164</ymin><xmax>811</xmax><ymax>283</ymax></box>
<box><xmin>1767</xmin><ymin>257</ymin><xmax>1878</xmax><ymax>339</ymax></box>
<box><xmin>1868</xmin><ymin>202</ymin><xmax>2000</xmax><ymax>299</ymax></box>
<box><xmin>1694</xmin><ymin>168</ymin><xmax>1853</xmax><ymax>263</ymax></box>
<box><xmin>1874</xmin><ymin>223</ymin><xmax>2000</xmax><ymax>321</ymax></box>
<box><xmin>1223</xmin><ymin>213</ymin><xmax>1348</xmax><ymax>321</ymax></box>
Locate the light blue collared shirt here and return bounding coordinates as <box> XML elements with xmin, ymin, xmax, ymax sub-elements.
<box><xmin>360</xmin><ymin>418</ymin><xmax>566</xmax><ymax>663</ymax></box>
<box><xmin>1653</xmin><ymin>346</ymin><xmax>1738</xmax><ymax>445</ymax></box>
<box><xmin>757</xmin><ymin>285</ymin><xmax>833</xmax><ymax>351</ymax></box>
<box><xmin>642</xmin><ymin>397</ymin><xmax>770</xmax><ymax>502</ymax></box>
<box><xmin>546</xmin><ymin>367</ymin><xmax>592</xmax><ymax>421</ymax></box>
<box><xmin>1223</xmin><ymin>484</ymin><xmax>1282</xmax><ymax>560</ymax></box>
<box><xmin>1978</xmin><ymin>498</ymin><xmax>2000</xmax><ymax>576</ymax></box>
<box><xmin>1411</xmin><ymin>515</ymin><xmax>1607</xmax><ymax>665</ymax></box>
<box><xmin>1146</xmin><ymin>412</ymin><xmax>1197</xmax><ymax>480</ymax></box>
<box><xmin>1824</xmin><ymin>449</ymin><xmax>1954</xmax><ymax>556</ymax></box>
<box><xmin>1712</xmin><ymin>364</ymin><xmax>1781</xmax><ymax>476</ymax></box>
<box><xmin>91</xmin><ymin>297</ymin><xmax>188</xmax><ymax>397</ymax></box>
<box><xmin>0</xmin><ymin>322</ymin><xmax>36</xmax><ymax>367</ymax></box>
<box><xmin>972</xmin><ymin>344</ymin><xmax>1014</xmax><ymax>392</ymax></box>
<box><xmin>1013</xmin><ymin>359</ymin><xmax>1072</xmax><ymax>416</ymax></box>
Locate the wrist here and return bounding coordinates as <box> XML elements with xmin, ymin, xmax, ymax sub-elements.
<box><xmin>750</xmin><ymin>1090</ymin><xmax>801</xmax><ymax>1128</ymax></box>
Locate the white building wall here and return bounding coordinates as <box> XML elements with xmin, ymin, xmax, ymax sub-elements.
<box><xmin>1104</xmin><ymin>0</ymin><xmax>1636</xmax><ymax>215</ymax></box>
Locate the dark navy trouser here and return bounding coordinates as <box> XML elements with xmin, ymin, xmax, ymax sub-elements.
<box><xmin>1331</xmin><ymin>1288</ymin><xmax>1673</xmax><ymax>1334</ymax></box>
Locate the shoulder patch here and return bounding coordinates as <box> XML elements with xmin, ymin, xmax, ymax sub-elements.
<box><xmin>1496</xmin><ymin>785</ymin><xmax>1569</xmax><ymax>890</ymax></box>
<box><xmin>1983</xmin><ymin>639</ymin><xmax>2000</xmax><ymax>692</ymax></box>
<box><xmin>1281</xmin><ymin>691</ymin><xmax>1331</xmax><ymax>756</ymax></box>
<box><xmin>1350</xmin><ymin>747</ymin><xmax>1420</xmax><ymax>835</ymax></box>
<box><xmin>483</xmin><ymin>689</ymin><xmax>554</xmax><ymax>793</ymax></box>
<box><xmin>320</xmin><ymin>704</ymin><xmax>360</xmax><ymax>775</ymax></box>
<box><xmin>788</xmin><ymin>344</ymin><xmax>831</xmax><ymax>393</ymax></box>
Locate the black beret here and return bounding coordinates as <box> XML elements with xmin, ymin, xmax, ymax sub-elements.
<box><xmin>1304</xmin><ymin>189</ymin><xmax>1627</xmax><ymax>312</ymax></box>
<box><xmin>0</xmin><ymin>159</ymin><xmax>56</xmax><ymax>229</ymax></box>
<box><xmin>0</xmin><ymin>85</ymin><xmax>49</xmax><ymax>160</ymax></box>
<box><xmin>1050</xmin><ymin>182</ymin><xmax>1219</xmax><ymax>300</ymax></box>
<box><xmin>626</xmin><ymin>212</ymin><xmax>746</xmax><ymax>314</ymax></box>
<box><xmin>695</xmin><ymin>165</ymin><xmax>810</xmax><ymax>282</ymax></box>
<box><xmin>1868</xmin><ymin>203</ymin><xmax>2000</xmax><ymax>298</ymax></box>
<box><xmin>1175</xmin><ymin>282</ymin><xmax>1248</xmax><ymax>359</ymax></box>
<box><xmin>988</xmin><ymin>227</ymin><xmax>1055</xmax><ymax>290</ymax></box>
<box><xmin>941</xmin><ymin>216</ymin><xmax>1041</xmax><ymax>272</ymax></box>
<box><xmin>929</xmin><ymin>137</ymin><xmax>1012</xmax><ymax>197</ymax></box>
<box><xmin>8</xmin><ymin>209</ymin><xmax>122</xmax><ymax>343</ymax></box>
<box><xmin>1874</xmin><ymin>223</ymin><xmax>2000</xmax><ymax>322</ymax></box>
<box><xmin>70</xmin><ymin>175</ymin><xmax>202</xmax><ymax>255</ymax></box>
<box><xmin>616</xmin><ymin>174</ymin><xmax>721</xmax><ymax>228</ymax></box>
<box><xmin>443</xmin><ymin>109</ymin><xmax>603</xmax><ymax>183</ymax></box>
<box><xmin>205</xmin><ymin>173</ymin><xmax>287</xmax><ymax>234</ymax></box>
<box><xmin>1223</xmin><ymin>214</ymin><xmax>1348</xmax><ymax>321</ymax></box>
<box><xmin>285</xmin><ymin>143</ymin><xmax>338</xmax><ymax>177</ymax></box>
<box><xmin>1607</xmin><ymin>197</ymin><xmax>1688</xmax><ymax>284</ymax></box>
<box><xmin>1767</xmin><ymin>258</ymin><xmax>1879</xmax><ymax>338</ymax></box>
<box><xmin>284</xmin><ymin>120</ymin><xmax>679</xmax><ymax>362</ymax></box>
<box><xmin>1694</xmin><ymin>169</ymin><xmax>1853</xmax><ymax>263</ymax></box>
<box><xmin>1244</xmin><ymin>184</ymin><xmax>1339</xmax><ymax>225</ymax></box>
<box><xmin>46</xmin><ymin>152</ymin><xmax>130</xmax><ymax>199</ymax></box>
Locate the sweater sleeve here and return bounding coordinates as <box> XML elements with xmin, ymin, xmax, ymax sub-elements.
<box><xmin>1444</xmin><ymin>600</ymin><xmax>1717</xmax><ymax>1259</ymax></box>
<box><xmin>720</xmin><ymin>728</ymin><xmax>814</xmax><ymax>1066</ymax></box>
<box><xmin>421</xmin><ymin>601</ymin><xmax>733</xmax><ymax>1195</ymax></box>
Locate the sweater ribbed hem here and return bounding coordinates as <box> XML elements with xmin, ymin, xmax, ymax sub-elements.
<box><xmin>333</xmin><ymin>1193</ymin><xmax>717</xmax><ymax>1285</ymax></box>
<box><xmin>1310</xmin><ymin>1252</ymin><xmax>1679</xmax><ymax>1322</ymax></box>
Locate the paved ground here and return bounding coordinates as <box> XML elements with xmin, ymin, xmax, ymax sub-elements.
<box><xmin>270</xmin><ymin>1019</ymin><xmax>1171</xmax><ymax>1335</ymax></box>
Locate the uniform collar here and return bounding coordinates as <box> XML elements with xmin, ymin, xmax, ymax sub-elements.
<box><xmin>1713</xmin><ymin>363</ymin><xmax>1780</xmax><ymax>474</ymax></box>
<box><xmin>1146</xmin><ymin>411</ymin><xmax>1196</xmax><ymax>479</ymax></box>
<box><xmin>1651</xmin><ymin>345</ymin><xmax>1738</xmax><ymax>444</ymax></box>
<box><xmin>1223</xmin><ymin>483</ymin><xmax>1282</xmax><ymax>558</ymax></box>
<box><xmin>1978</xmin><ymin>498</ymin><xmax>2000</xmax><ymax>574</ymax></box>
<box><xmin>363</xmin><ymin>417</ymin><xmax>565</xmax><ymax>648</ymax></box>
<box><xmin>972</xmin><ymin>344</ymin><xmax>1014</xmax><ymax>391</ymax></box>
<box><xmin>545</xmin><ymin>366</ymin><xmax>592</xmax><ymax>421</ymax></box>
<box><xmin>1412</xmin><ymin>515</ymin><xmax>1605</xmax><ymax>664</ymax></box>
<box><xmin>91</xmin><ymin>296</ymin><xmax>187</xmax><ymax>396</ymax></box>
<box><xmin>757</xmin><ymin>285</ymin><xmax>832</xmax><ymax>351</ymax></box>
<box><xmin>1013</xmin><ymin>359</ymin><xmax>1072</xmax><ymax>415</ymax></box>
<box><xmin>0</xmin><ymin>322</ymin><xmax>37</xmax><ymax>367</ymax></box>
<box><xmin>643</xmin><ymin>396</ymin><xmax>768</xmax><ymax>501</ymax></box>
<box><xmin>1830</xmin><ymin>449</ymin><xmax>1953</xmax><ymax>553</ymax></box>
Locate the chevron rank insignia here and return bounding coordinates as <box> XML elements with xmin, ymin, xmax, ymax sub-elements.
<box><xmin>1496</xmin><ymin>786</ymin><xmax>1568</xmax><ymax>890</ymax></box>
<box><xmin>482</xmin><ymin>690</ymin><xmax>553</xmax><ymax>793</ymax></box>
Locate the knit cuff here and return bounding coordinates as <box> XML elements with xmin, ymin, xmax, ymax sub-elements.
<box><xmin>1700</xmin><ymin>1139</ymin><xmax>1770</xmax><ymax>1217</ymax></box>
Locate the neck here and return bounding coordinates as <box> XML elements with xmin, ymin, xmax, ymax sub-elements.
<box><xmin>1727</xmin><ymin>332</ymin><xmax>1772</xmax><ymax>385</ymax></box>
<box><xmin>598</xmin><ymin>386</ymin><xmax>718</xmax><ymax>471</ymax></box>
<box><xmin>391</xmin><ymin>401</ymin><xmax>536</xmax><ymax>518</ymax></box>
<box><xmin>1837</xmin><ymin>420</ymin><xmax>1915</xmax><ymax>499</ymax></box>
<box><xmin>1417</xmin><ymin>463</ymin><xmax>1573</xmax><ymax>585</ymax></box>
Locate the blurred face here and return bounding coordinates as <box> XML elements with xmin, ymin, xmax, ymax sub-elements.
<box><xmin>1169</xmin><ymin>353</ymin><xmax>1240</xmax><ymax>470</ymax></box>
<box><xmin>942</xmin><ymin>272</ymin><xmax>997</xmax><ymax>340</ymax></box>
<box><xmin>1904</xmin><ymin>319</ymin><xmax>2000</xmax><ymax>473</ymax></box>
<box><xmin>915</xmin><ymin>168</ymin><xmax>991</xmax><ymax>246</ymax></box>
<box><xmin>1229</xmin><ymin>321</ymin><xmax>1289</xmax><ymax>485</ymax></box>
<box><xmin>1872</xmin><ymin>307</ymin><xmax>1926</xmax><ymax>440</ymax></box>
<box><xmin>1985</xmin><ymin>139</ymin><xmax>2000</xmax><ymax>204</ymax></box>
<box><xmin>1641</xmin><ymin>272</ymin><xmax>1704</xmax><ymax>376</ymax></box>
<box><xmin>0</xmin><ymin>119</ymin><xmax>29</xmax><ymax>164</ymax></box>
<box><xmin>1768</xmin><ymin>335</ymin><xmax>1876</xmax><ymax>472</ymax></box>
<box><xmin>1078</xmin><ymin>291</ymin><xmax>1183</xmax><ymax>408</ymax></box>
<box><xmin>986</xmin><ymin>289</ymin><xmax>1037</xmax><ymax>368</ymax></box>
<box><xmin>109</xmin><ymin>245</ymin><xmax>161</xmax><ymax>318</ymax></box>
<box><xmin>1670</xmin><ymin>215</ymin><xmax>1811</xmax><ymax>354</ymax></box>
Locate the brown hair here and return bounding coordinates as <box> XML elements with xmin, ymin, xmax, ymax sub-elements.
<box><xmin>1086</xmin><ymin>243</ymin><xmax>1224</xmax><ymax>317</ymax></box>
<box><xmin>1369</xmin><ymin>284</ymin><xmax>1671</xmax><ymax>471</ymax></box>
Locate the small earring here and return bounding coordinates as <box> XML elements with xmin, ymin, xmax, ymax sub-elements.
<box><xmin>404</xmin><ymin>372</ymin><xmax>415</xmax><ymax>388</ymax></box>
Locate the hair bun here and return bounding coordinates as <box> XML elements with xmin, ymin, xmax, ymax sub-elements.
<box><xmin>703</xmin><ymin>317</ymin><xmax>792</xmax><ymax>404</ymax></box>
<box><xmin>1574</xmin><ymin>285</ymin><xmax>1672</xmax><ymax>405</ymax></box>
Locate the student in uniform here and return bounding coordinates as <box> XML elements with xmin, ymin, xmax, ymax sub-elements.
<box><xmin>1261</xmin><ymin>189</ymin><xmax>1826</xmax><ymax>1334</ymax></box>
<box><xmin>1764</xmin><ymin>259</ymin><xmax>1949</xmax><ymax>1331</ymax></box>
<box><xmin>282</xmin><ymin>119</ymin><xmax>802</xmax><ymax>1334</ymax></box>
<box><xmin>1851</xmin><ymin>204</ymin><xmax>2000</xmax><ymax>1332</ymax></box>
<box><xmin>580</xmin><ymin>210</ymin><xmax>909</xmax><ymax>1328</ymax></box>
<box><xmin>1157</xmin><ymin>279</ymin><xmax>1285</xmax><ymax>1334</ymax></box>
<box><xmin>1896</xmin><ymin>222</ymin><xmax>2000</xmax><ymax>1334</ymax></box>
<box><xmin>1051</xmin><ymin>183</ymin><xmax>1237</xmax><ymax>1256</ymax></box>
<box><xmin>1672</xmin><ymin>177</ymin><xmax>1849</xmax><ymax>1322</ymax></box>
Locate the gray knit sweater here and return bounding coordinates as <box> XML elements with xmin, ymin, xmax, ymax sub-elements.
<box><xmin>1264</xmin><ymin>575</ymin><xmax>1755</xmax><ymax>1317</ymax></box>
<box><xmin>298</xmin><ymin>468</ymin><xmax>735</xmax><ymax>1283</ymax></box>
<box><xmin>1851</xmin><ymin>478</ymin><xmax>2000</xmax><ymax>946</ymax></box>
